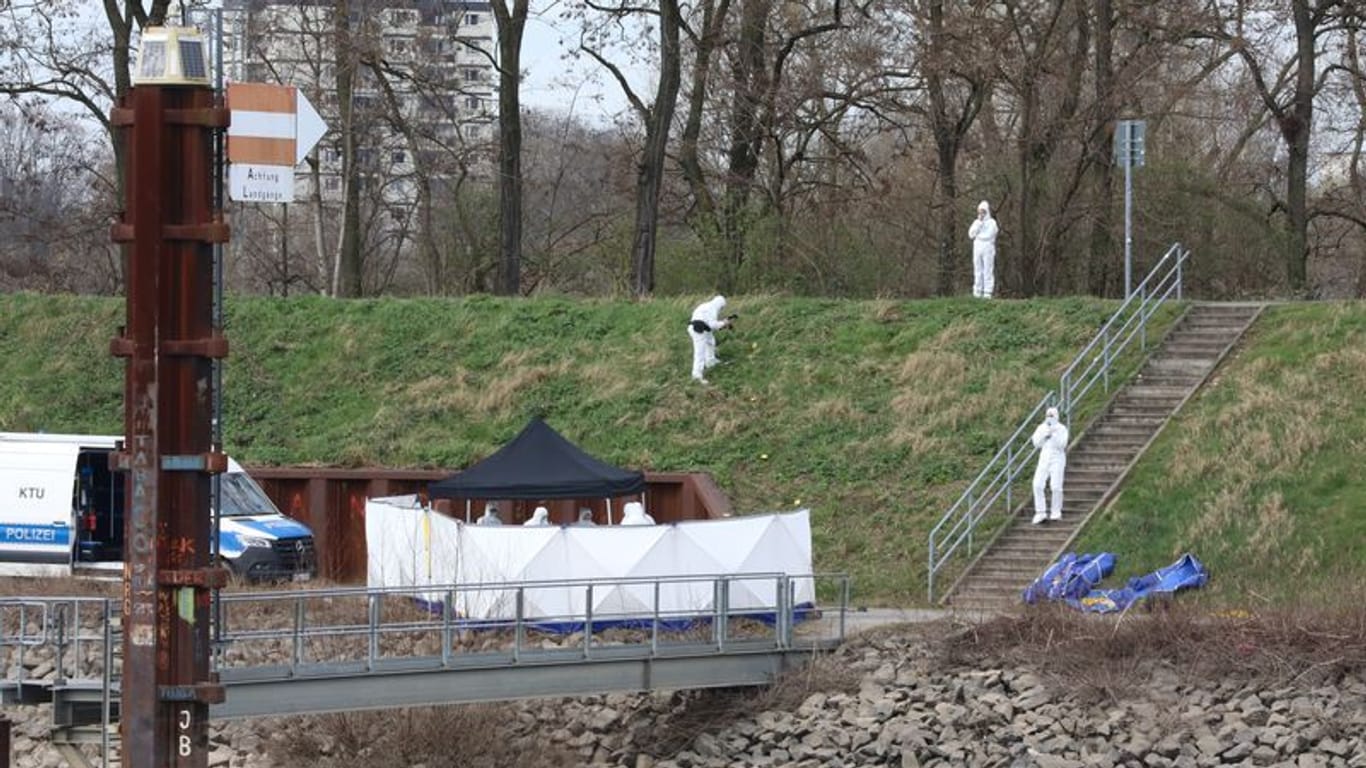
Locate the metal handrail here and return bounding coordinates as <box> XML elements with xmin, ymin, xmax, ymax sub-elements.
<box><xmin>927</xmin><ymin>243</ymin><xmax>1190</xmax><ymax>601</ymax></box>
<box><xmin>3</xmin><ymin>571</ymin><xmax>850</xmax><ymax>685</ymax></box>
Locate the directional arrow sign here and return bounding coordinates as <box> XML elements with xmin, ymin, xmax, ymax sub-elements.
<box><xmin>227</xmin><ymin>82</ymin><xmax>330</xmax><ymax>203</ymax></box>
<box><xmin>296</xmin><ymin>90</ymin><xmax>326</xmax><ymax>164</ymax></box>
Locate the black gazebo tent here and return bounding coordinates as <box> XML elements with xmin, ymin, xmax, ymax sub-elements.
<box><xmin>428</xmin><ymin>418</ymin><xmax>645</xmax><ymax>504</ymax></box>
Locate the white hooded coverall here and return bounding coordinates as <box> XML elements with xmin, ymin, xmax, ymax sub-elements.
<box><xmin>968</xmin><ymin>201</ymin><xmax>998</xmax><ymax>298</ymax></box>
<box><xmin>523</xmin><ymin>506</ymin><xmax>550</xmax><ymax>526</ymax></box>
<box><xmin>1030</xmin><ymin>408</ymin><xmax>1068</xmax><ymax>521</ymax></box>
<box><xmin>688</xmin><ymin>295</ymin><xmax>730</xmax><ymax>382</ymax></box>
<box><xmin>619</xmin><ymin>501</ymin><xmax>656</xmax><ymax>526</ymax></box>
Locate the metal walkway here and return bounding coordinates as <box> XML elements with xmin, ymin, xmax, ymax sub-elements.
<box><xmin>3</xmin><ymin>572</ymin><xmax>848</xmax><ymax>761</ymax></box>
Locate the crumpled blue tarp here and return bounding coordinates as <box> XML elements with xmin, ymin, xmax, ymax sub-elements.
<box><xmin>1022</xmin><ymin>552</ymin><xmax>1209</xmax><ymax>613</ymax></box>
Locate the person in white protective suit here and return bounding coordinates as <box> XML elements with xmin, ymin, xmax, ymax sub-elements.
<box><xmin>619</xmin><ymin>501</ymin><xmax>656</xmax><ymax>526</ymax></box>
<box><xmin>574</xmin><ymin>508</ymin><xmax>597</xmax><ymax>526</ymax></box>
<box><xmin>475</xmin><ymin>502</ymin><xmax>503</xmax><ymax>526</ymax></box>
<box><xmin>968</xmin><ymin>200</ymin><xmax>998</xmax><ymax>298</ymax></box>
<box><xmin>687</xmin><ymin>295</ymin><xmax>734</xmax><ymax>384</ymax></box>
<box><xmin>523</xmin><ymin>506</ymin><xmax>550</xmax><ymax>526</ymax></box>
<box><xmin>1030</xmin><ymin>406</ymin><xmax>1068</xmax><ymax>524</ymax></box>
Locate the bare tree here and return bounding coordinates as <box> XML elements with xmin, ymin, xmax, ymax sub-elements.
<box><xmin>492</xmin><ymin>0</ymin><xmax>530</xmax><ymax>295</ymax></box>
<box><xmin>0</xmin><ymin>103</ymin><xmax>120</xmax><ymax>293</ymax></box>
<box><xmin>579</xmin><ymin>0</ymin><xmax>684</xmax><ymax>296</ymax></box>
<box><xmin>918</xmin><ymin>0</ymin><xmax>991</xmax><ymax>296</ymax></box>
<box><xmin>1219</xmin><ymin>0</ymin><xmax>1350</xmax><ymax>291</ymax></box>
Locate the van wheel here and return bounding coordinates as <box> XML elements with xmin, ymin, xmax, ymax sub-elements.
<box><xmin>215</xmin><ymin>557</ymin><xmax>240</xmax><ymax>585</ymax></box>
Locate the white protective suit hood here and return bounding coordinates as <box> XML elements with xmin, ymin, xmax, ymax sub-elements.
<box><xmin>523</xmin><ymin>506</ymin><xmax>550</xmax><ymax>526</ymax></box>
<box><xmin>692</xmin><ymin>295</ymin><xmax>727</xmax><ymax>324</ymax></box>
<box><xmin>620</xmin><ymin>501</ymin><xmax>656</xmax><ymax>526</ymax></box>
<box><xmin>977</xmin><ymin>201</ymin><xmax>991</xmax><ymax>217</ymax></box>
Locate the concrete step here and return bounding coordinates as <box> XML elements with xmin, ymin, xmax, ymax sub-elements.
<box><xmin>1059</xmin><ymin>481</ymin><xmax>1109</xmax><ymax>492</ymax></box>
<box><xmin>1084</xmin><ymin>428</ymin><xmax>1158</xmax><ymax>441</ymax></box>
<box><xmin>953</xmin><ymin>577</ymin><xmax>1037</xmax><ymax>593</ymax></box>
<box><xmin>972</xmin><ymin>554</ymin><xmax>1055</xmax><ymax>570</ymax></box>
<box><xmin>970</xmin><ymin>570</ymin><xmax>1049</xmax><ymax>584</ymax></box>
<box><xmin>1163</xmin><ymin>322</ymin><xmax>1240</xmax><ymax>334</ymax></box>
<box><xmin>995</xmin><ymin>529</ymin><xmax>1076</xmax><ymax>546</ymax></box>
<box><xmin>1174</xmin><ymin>323</ymin><xmax>1251</xmax><ymax>336</ymax></box>
<box><xmin>1125</xmin><ymin>374</ymin><xmax>1202</xmax><ymax>388</ymax></box>
<box><xmin>1060</xmin><ymin>464</ymin><xmax>1125</xmax><ymax>475</ymax></box>
<box><xmin>1105</xmin><ymin>406</ymin><xmax>1174</xmax><ymax>418</ymax></box>
<box><xmin>1068</xmin><ymin>458</ymin><xmax>1131</xmax><ymax>470</ymax></box>
<box><xmin>1158</xmin><ymin>340</ymin><xmax>1234</xmax><ymax>352</ymax></box>
<box><xmin>1073</xmin><ymin>444</ymin><xmax>1143</xmax><ymax>456</ymax></box>
<box><xmin>1093</xmin><ymin>413</ymin><xmax>1166</xmax><ymax>426</ymax></box>
<box><xmin>989</xmin><ymin>543</ymin><xmax>1068</xmax><ymax>558</ymax></box>
<box><xmin>1180</xmin><ymin>306</ymin><xmax>1251</xmax><ymax>318</ymax></box>
<box><xmin>1135</xmin><ymin>365</ymin><xmax>1207</xmax><ymax>378</ymax></box>
<box><xmin>1121</xmin><ymin>385</ymin><xmax>1191</xmax><ymax>397</ymax></box>
<box><xmin>1078</xmin><ymin>433</ymin><xmax>1150</xmax><ymax>444</ymax></box>
<box><xmin>1077</xmin><ymin>436</ymin><xmax>1148</xmax><ymax>449</ymax></box>
<box><xmin>1112</xmin><ymin>388</ymin><xmax>1187</xmax><ymax>401</ymax></box>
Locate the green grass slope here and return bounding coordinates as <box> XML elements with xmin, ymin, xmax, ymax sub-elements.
<box><xmin>1076</xmin><ymin>303</ymin><xmax>1366</xmax><ymax>604</ymax></box>
<box><xmin>1</xmin><ymin>292</ymin><xmax>1139</xmax><ymax>603</ymax></box>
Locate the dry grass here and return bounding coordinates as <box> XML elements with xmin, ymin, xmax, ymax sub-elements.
<box><xmin>272</xmin><ymin>703</ymin><xmax>577</xmax><ymax>768</ymax></box>
<box><xmin>933</xmin><ymin>598</ymin><xmax>1366</xmax><ymax>704</ymax></box>
<box><xmin>0</xmin><ymin>576</ymin><xmax>117</xmax><ymax>599</ymax></box>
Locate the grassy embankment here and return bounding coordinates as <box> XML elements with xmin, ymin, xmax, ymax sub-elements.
<box><xmin>3</xmin><ymin>294</ymin><xmax>1360</xmax><ymax>606</ymax></box>
<box><xmin>1076</xmin><ymin>302</ymin><xmax>1366</xmax><ymax>605</ymax></box>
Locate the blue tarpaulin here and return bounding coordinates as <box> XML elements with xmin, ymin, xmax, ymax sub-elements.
<box><xmin>1022</xmin><ymin>553</ymin><xmax>1209</xmax><ymax>612</ymax></box>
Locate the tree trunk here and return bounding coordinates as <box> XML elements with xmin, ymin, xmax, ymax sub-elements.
<box><xmin>1283</xmin><ymin>0</ymin><xmax>1314</xmax><ymax>292</ymax></box>
<box><xmin>333</xmin><ymin>0</ymin><xmax>363</xmax><ymax>297</ymax></box>
<box><xmin>493</xmin><ymin>0</ymin><xmax>529</xmax><ymax>296</ymax></box>
<box><xmin>628</xmin><ymin>0</ymin><xmax>682</xmax><ymax>297</ymax></box>
<box><xmin>721</xmin><ymin>0</ymin><xmax>772</xmax><ymax>291</ymax></box>
<box><xmin>1086</xmin><ymin>0</ymin><xmax>1116</xmax><ymax>296</ymax></box>
<box><xmin>677</xmin><ymin>0</ymin><xmax>731</xmax><ymax>250</ymax></box>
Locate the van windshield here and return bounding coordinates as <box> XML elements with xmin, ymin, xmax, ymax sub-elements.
<box><xmin>218</xmin><ymin>473</ymin><xmax>279</xmax><ymax>517</ymax></box>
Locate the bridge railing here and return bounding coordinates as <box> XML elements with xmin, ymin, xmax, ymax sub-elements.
<box><xmin>1</xmin><ymin>571</ymin><xmax>850</xmax><ymax>687</ymax></box>
<box><xmin>213</xmin><ymin>571</ymin><xmax>851</xmax><ymax>678</ymax></box>
<box><xmin>927</xmin><ymin>243</ymin><xmax>1190</xmax><ymax>602</ymax></box>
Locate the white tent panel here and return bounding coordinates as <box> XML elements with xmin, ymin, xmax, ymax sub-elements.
<box><xmin>733</xmin><ymin>513</ymin><xmax>816</xmax><ymax>605</ymax></box>
<box><xmin>365</xmin><ymin>501</ymin><xmax>815</xmax><ymax>624</ymax></box>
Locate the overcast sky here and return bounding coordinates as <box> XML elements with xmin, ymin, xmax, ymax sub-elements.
<box><xmin>517</xmin><ymin>2</ymin><xmax>647</xmax><ymax>126</ymax></box>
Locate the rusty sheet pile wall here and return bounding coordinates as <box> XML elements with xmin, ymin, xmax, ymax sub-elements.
<box><xmin>247</xmin><ymin>468</ymin><xmax>732</xmax><ymax>583</ymax></box>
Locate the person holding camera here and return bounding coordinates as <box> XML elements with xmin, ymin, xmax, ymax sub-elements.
<box><xmin>687</xmin><ymin>295</ymin><xmax>736</xmax><ymax>384</ymax></box>
<box><xmin>1030</xmin><ymin>406</ymin><xmax>1068</xmax><ymax>524</ymax></box>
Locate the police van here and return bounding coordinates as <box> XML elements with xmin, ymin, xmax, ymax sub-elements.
<box><xmin>0</xmin><ymin>433</ymin><xmax>316</xmax><ymax>581</ymax></box>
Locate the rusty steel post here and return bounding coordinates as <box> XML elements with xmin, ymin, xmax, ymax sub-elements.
<box><xmin>111</xmin><ymin>81</ymin><xmax>229</xmax><ymax>768</ymax></box>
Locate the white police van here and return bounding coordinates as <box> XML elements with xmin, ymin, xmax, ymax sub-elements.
<box><xmin>0</xmin><ymin>433</ymin><xmax>316</xmax><ymax>581</ymax></box>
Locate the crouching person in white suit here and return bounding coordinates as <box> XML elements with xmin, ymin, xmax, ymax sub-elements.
<box><xmin>1031</xmin><ymin>407</ymin><xmax>1068</xmax><ymax>524</ymax></box>
<box><xmin>687</xmin><ymin>295</ymin><xmax>733</xmax><ymax>384</ymax></box>
<box><xmin>619</xmin><ymin>501</ymin><xmax>656</xmax><ymax>526</ymax></box>
<box><xmin>523</xmin><ymin>506</ymin><xmax>550</xmax><ymax>526</ymax></box>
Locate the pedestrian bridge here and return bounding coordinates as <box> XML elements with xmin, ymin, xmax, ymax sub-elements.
<box><xmin>2</xmin><ymin>572</ymin><xmax>849</xmax><ymax>757</ymax></box>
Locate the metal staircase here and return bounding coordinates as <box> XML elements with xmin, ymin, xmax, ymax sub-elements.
<box><xmin>927</xmin><ymin>243</ymin><xmax>1196</xmax><ymax>604</ymax></box>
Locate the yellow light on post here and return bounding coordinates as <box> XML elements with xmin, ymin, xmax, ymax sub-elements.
<box><xmin>133</xmin><ymin>22</ymin><xmax>211</xmax><ymax>87</ymax></box>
